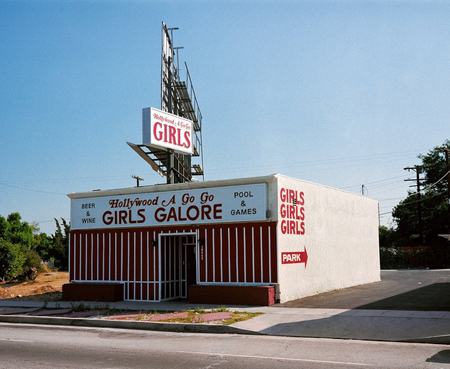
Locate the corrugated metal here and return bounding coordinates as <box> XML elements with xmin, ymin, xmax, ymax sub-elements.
<box><xmin>69</xmin><ymin>222</ymin><xmax>277</xmax><ymax>302</ymax></box>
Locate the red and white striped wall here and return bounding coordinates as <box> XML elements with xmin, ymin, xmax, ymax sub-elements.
<box><xmin>69</xmin><ymin>221</ymin><xmax>278</xmax><ymax>302</ymax></box>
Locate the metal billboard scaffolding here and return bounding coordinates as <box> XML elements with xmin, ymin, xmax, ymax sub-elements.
<box><xmin>128</xmin><ymin>22</ymin><xmax>204</xmax><ymax>184</ymax></box>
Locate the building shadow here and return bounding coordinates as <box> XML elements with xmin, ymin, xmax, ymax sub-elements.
<box><xmin>355</xmin><ymin>283</ymin><xmax>450</xmax><ymax>311</ymax></box>
<box><xmin>426</xmin><ymin>350</ymin><xmax>450</xmax><ymax>364</ymax></box>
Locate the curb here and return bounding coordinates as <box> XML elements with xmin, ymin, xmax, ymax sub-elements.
<box><xmin>0</xmin><ymin>314</ymin><xmax>263</xmax><ymax>336</ymax></box>
<box><xmin>403</xmin><ymin>336</ymin><xmax>450</xmax><ymax>345</ymax></box>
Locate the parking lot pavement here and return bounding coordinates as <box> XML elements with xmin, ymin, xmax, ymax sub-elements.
<box><xmin>280</xmin><ymin>269</ymin><xmax>450</xmax><ymax>311</ymax></box>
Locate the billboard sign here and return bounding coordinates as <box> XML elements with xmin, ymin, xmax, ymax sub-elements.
<box><xmin>71</xmin><ymin>183</ymin><xmax>267</xmax><ymax>230</ymax></box>
<box><xmin>143</xmin><ymin>107</ymin><xmax>194</xmax><ymax>155</ymax></box>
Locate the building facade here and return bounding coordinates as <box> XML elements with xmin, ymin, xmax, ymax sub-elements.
<box><xmin>63</xmin><ymin>174</ymin><xmax>380</xmax><ymax>305</ymax></box>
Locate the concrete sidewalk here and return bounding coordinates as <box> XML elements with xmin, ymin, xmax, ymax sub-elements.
<box><xmin>0</xmin><ymin>270</ymin><xmax>449</xmax><ymax>344</ymax></box>
<box><xmin>0</xmin><ymin>299</ymin><xmax>449</xmax><ymax>344</ymax></box>
<box><xmin>232</xmin><ymin>307</ymin><xmax>450</xmax><ymax>344</ymax></box>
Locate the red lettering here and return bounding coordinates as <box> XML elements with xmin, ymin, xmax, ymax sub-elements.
<box><xmin>167</xmin><ymin>207</ymin><xmax>177</xmax><ymax>222</ymax></box>
<box><xmin>299</xmin><ymin>207</ymin><xmax>305</xmax><ymax>221</ymax></box>
<box><xmin>289</xmin><ymin>205</ymin><xmax>295</xmax><ymax>219</ymax></box>
<box><xmin>289</xmin><ymin>190</ymin><xmax>295</xmax><ymax>203</ymax></box>
<box><xmin>177</xmin><ymin>206</ymin><xmax>187</xmax><ymax>222</ymax></box>
<box><xmin>163</xmin><ymin>123</ymin><xmax>168</xmax><ymax>142</ymax></box>
<box><xmin>280</xmin><ymin>203</ymin><xmax>286</xmax><ymax>218</ymax></box>
<box><xmin>153</xmin><ymin>122</ymin><xmax>163</xmax><ymax>141</ymax></box>
<box><xmin>168</xmin><ymin>126</ymin><xmax>176</xmax><ymax>144</ymax></box>
<box><xmin>103</xmin><ymin>211</ymin><xmax>113</xmax><ymax>225</ymax></box>
<box><xmin>137</xmin><ymin>209</ymin><xmax>146</xmax><ymax>223</ymax></box>
<box><xmin>289</xmin><ymin>220</ymin><xmax>296</xmax><ymax>233</ymax></box>
<box><xmin>177</xmin><ymin>128</ymin><xmax>182</xmax><ymax>147</ymax></box>
<box><xmin>119</xmin><ymin>210</ymin><xmax>127</xmax><ymax>224</ymax></box>
<box><xmin>154</xmin><ymin>207</ymin><xmax>166</xmax><ymax>222</ymax></box>
<box><xmin>183</xmin><ymin>131</ymin><xmax>191</xmax><ymax>148</ymax></box>
<box><xmin>299</xmin><ymin>191</ymin><xmax>305</xmax><ymax>206</ymax></box>
<box><xmin>213</xmin><ymin>204</ymin><xmax>222</xmax><ymax>219</ymax></box>
<box><xmin>201</xmin><ymin>205</ymin><xmax>212</xmax><ymax>220</ymax></box>
<box><xmin>281</xmin><ymin>219</ymin><xmax>287</xmax><ymax>234</ymax></box>
<box><xmin>280</xmin><ymin>188</ymin><xmax>286</xmax><ymax>202</ymax></box>
<box><xmin>187</xmin><ymin>205</ymin><xmax>199</xmax><ymax>221</ymax></box>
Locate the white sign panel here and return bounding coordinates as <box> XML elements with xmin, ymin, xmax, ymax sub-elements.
<box><xmin>142</xmin><ymin>107</ymin><xmax>194</xmax><ymax>155</ymax></box>
<box><xmin>71</xmin><ymin>184</ymin><xmax>267</xmax><ymax>230</ymax></box>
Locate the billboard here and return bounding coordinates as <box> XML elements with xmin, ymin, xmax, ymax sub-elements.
<box><xmin>71</xmin><ymin>183</ymin><xmax>267</xmax><ymax>230</ymax></box>
<box><xmin>143</xmin><ymin>107</ymin><xmax>194</xmax><ymax>155</ymax></box>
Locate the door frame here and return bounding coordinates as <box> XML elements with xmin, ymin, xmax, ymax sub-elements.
<box><xmin>158</xmin><ymin>232</ymin><xmax>197</xmax><ymax>301</ymax></box>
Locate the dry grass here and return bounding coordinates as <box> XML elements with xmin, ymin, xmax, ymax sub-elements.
<box><xmin>0</xmin><ymin>271</ymin><xmax>69</xmax><ymax>302</ymax></box>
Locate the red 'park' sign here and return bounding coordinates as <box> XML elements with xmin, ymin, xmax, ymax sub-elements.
<box><xmin>281</xmin><ymin>248</ymin><xmax>308</xmax><ymax>268</ymax></box>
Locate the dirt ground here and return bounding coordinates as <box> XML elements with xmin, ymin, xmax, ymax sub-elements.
<box><xmin>0</xmin><ymin>271</ymin><xmax>69</xmax><ymax>302</ymax></box>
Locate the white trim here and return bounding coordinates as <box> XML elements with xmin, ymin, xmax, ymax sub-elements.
<box><xmin>108</xmin><ymin>233</ymin><xmax>111</xmax><ymax>281</ymax></box>
<box><xmin>90</xmin><ymin>234</ymin><xmax>93</xmax><ymax>280</ymax></box>
<box><xmin>252</xmin><ymin>227</ymin><xmax>255</xmax><ymax>283</ymax></box>
<box><xmin>153</xmin><ymin>230</ymin><xmax>156</xmax><ymax>301</ymax></box>
<box><xmin>220</xmin><ymin>228</ymin><xmax>223</xmax><ymax>283</ymax></box>
<box><xmin>243</xmin><ymin>227</ymin><xmax>247</xmax><ymax>283</ymax></box>
<box><xmin>114</xmin><ymin>233</ymin><xmax>117</xmax><ymax>281</ymax></box>
<box><xmin>205</xmin><ymin>228</ymin><xmax>208</xmax><ymax>282</ymax></box>
<box><xmin>235</xmin><ymin>228</ymin><xmax>239</xmax><ymax>283</ymax></box>
<box><xmin>196</xmin><ymin>282</ymin><xmax>272</xmax><ymax>287</ymax></box>
<box><xmin>227</xmin><ymin>228</ymin><xmax>231</xmax><ymax>282</ymax></box>
<box><xmin>102</xmin><ymin>233</ymin><xmax>105</xmax><ymax>281</ymax></box>
<box><xmin>260</xmin><ymin>227</ymin><xmax>263</xmax><ymax>283</ymax></box>
<box><xmin>268</xmin><ymin>226</ymin><xmax>272</xmax><ymax>283</ymax></box>
<box><xmin>212</xmin><ymin>228</ymin><xmax>215</xmax><ymax>282</ymax></box>
<box><xmin>84</xmin><ymin>234</ymin><xmax>88</xmax><ymax>280</ymax></box>
<box><xmin>140</xmin><ymin>231</ymin><xmax>143</xmax><ymax>299</ymax></box>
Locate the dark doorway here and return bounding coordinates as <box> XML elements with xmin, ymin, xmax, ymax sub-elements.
<box><xmin>186</xmin><ymin>240</ymin><xmax>197</xmax><ymax>287</ymax></box>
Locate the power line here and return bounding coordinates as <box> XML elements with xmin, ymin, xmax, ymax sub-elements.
<box><xmin>0</xmin><ymin>182</ymin><xmax>67</xmax><ymax>196</ymax></box>
<box><xmin>207</xmin><ymin>149</ymin><xmax>427</xmax><ymax>175</ymax></box>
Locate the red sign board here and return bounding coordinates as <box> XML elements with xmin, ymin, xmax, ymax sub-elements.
<box><xmin>281</xmin><ymin>248</ymin><xmax>308</xmax><ymax>267</ymax></box>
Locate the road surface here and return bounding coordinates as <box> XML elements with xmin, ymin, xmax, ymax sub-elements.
<box><xmin>0</xmin><ymin>323</ymin><xmax>449</xmax><ymax>368</ymax></box>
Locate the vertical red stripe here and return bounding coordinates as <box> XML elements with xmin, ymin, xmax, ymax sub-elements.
<box><xmin>213</xmin><ymin>228</ymin><xmax>221</xmax><ymax>282</ymax></box>
<box><xmin>253</xmin><ymin>227</ymin><xmax>262</xmax><ymax>283</ymax></box>
<box><xmin>221</xmin><ymin>228</ymin><xmax>229</xmax><ymax>283</ymax></box>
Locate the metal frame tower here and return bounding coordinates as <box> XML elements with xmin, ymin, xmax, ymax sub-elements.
<box><xmin>128</xmin><ymin>22</ymin><xmax>204</xmax><ymax>184</ymax></box>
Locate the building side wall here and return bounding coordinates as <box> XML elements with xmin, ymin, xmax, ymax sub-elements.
<box><xmin>276</xmin><ymin>175</ymin><xmax>380</xmax><ymax>303</ymax></box>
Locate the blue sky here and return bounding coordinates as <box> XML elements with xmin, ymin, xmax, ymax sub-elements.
<box><xmin>1</xmin><ymin>0</ymin><xmax>449</xmax><ymax>235</ymax></box>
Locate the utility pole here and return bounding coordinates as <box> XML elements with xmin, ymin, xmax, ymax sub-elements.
<box><xmin>132</xmin><ymin>175</ymin><xmax>144</xmax><ymax>187</ymax></box>
<box><xmin>404</xmin><ymin>165</ymin><xmax>425</xmax><ymax>245</ymax></box>
<box><xmin>440</xmin><ymin>147</ymin><xmax>450</xmax><ymax>233</ymax></box>
<box><xmin>440</xmin><ymin>147</ymin><xmax>450</xmax><ymax>204</ymax></box>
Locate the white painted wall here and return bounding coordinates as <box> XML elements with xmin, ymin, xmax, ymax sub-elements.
<box><xmin>275</xmin><ymin>174</ymin><xmax>380</xmax><ymax>303</ymax></box>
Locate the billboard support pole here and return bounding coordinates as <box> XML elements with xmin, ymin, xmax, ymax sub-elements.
<box><xmin>167</xmin><ymin>56</ymin><xmax>174</xmax><ymax>184</ymax></box>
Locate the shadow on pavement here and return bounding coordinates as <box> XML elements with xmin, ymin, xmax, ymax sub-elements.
<box><xmin>355</xmin><ymin>283</ymin><xmax>450</xmax><ymax>311</ymax></box>
<box><xmin>281</xmin><ymin>270</ymin><xmax>450</xmax><ymax>311</ymax></box>
<box><xmin>426</xmin><ymin>350</ymin><xmax>450</xmax><ymax>364</ymax></box>
<box><xmin>255</xmin><ymin>270</ymin><xmax>450</xmax><ymax>343</ymax></box>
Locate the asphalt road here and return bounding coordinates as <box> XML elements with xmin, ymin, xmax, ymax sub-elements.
<box><xmin>281</xmin><ymin>269</ymin><xmax>450</xmax><ymax>311</ymax></box>
<box><xmin>0</xmin><ymin>323</ymin><xmax>449</xmax><ymax>368</ymax></box>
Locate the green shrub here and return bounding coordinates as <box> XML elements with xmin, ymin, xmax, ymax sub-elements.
<box><xmin>0</xmin><ymin>239</ymin><xmax>26</xmax><ymax>280</ymax></box>
<box><xmin>379</xmin><ymin>247</ymin><xmax>406</xmax><ymax>269</ymax></box>
<box><xmin>20</xmin><ymin>246</ymin><xmax>44</xmax><ymax>272</ymax></box>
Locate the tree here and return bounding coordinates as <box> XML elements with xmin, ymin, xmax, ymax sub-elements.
<box><xmin>51</xmin><ymin>218</ymin><xmax>70</xmax><ymax>270</ymax></box>
<box><xmin>378</xmin><ymin>225</ymin><xmax>397</xmax><ymax>248</ymax></box>
<box><xmin>34</xmin><ymin>232</ymin><xmax>54</xmax><ymax>261</ymax></box>
<box><xmin>1</xmin><ymin>212</ymin><xmax>34</xmax><ymax>249</ymax></box>
<box><xmin>392</xmin><ymin>140</ymin><xmax>450</xmax><ymax>245</ymax></box>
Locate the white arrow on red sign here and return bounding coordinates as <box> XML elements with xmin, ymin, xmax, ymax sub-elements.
<box><xmin>281</xmin><ymin>247</ymin><xmax>308</xmax><ymax>268</ymax></box>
